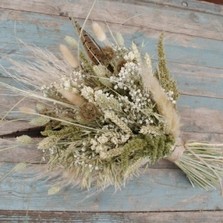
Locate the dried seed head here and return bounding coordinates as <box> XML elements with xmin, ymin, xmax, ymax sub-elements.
<box><xmin>58</xmin><ymin>88</ymin><xmax>86</xmax><ymax>106</ymax></box>
<box><xmin>102</xmin><ymin>46</ymin><xmax>115</xmax><ymax>60</ymax></box>
<box><xmin>92</xmin><ymin>22</ymin><xmax>106</xmax><ymax>42</ymax></box>
<box><xmin>79</xmin><ymin>102</ymin><xmax>100</xmax><ymax>122</ymax></box>
<box><xmin>59</xmin><ymin>44</ymin><xmax>79</xmax><ymax>68</ymax></box>
<box><xmin>64</xmin><ymin>36</ymin><xmax>78</xmax><ymax>48</ymax></box>
<box><xmin>115</xmin><ymin>32</ymin><xmax>124</xmax><ymax>46</ymax></box>
<box><xmin>16</xmin><ymin>135</ymin><xmax>33</xmax><ymax>144</ymax></box>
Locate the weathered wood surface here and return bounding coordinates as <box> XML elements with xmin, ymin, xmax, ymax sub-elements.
<box><xmin>0</xmin><ymin>0</ymin><xmax>223</xmax><ymax>221</ymax></box>
<box><xmin>0</xmin><ymin>163</ymin><xmax>223</xmax><ymax>212</ymax></box>
<box><xmin>1</xmin><ymin>210</ymin><xmax>223</xmax><ymax>223</ymax></box>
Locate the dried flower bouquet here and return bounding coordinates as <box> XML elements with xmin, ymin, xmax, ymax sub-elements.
<box><xmin>1</xmin><ymin>18</ymin><xmax>223</xmax><ymax>191</ymax></box>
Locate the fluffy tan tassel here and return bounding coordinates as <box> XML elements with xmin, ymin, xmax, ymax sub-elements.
<box><xmin>59</xmin><ymin>44</ymin><xmax>79</xmax><ymax>68</ymax></box>
<box><xmin>58</xmin><ymin>89</ymin><xmax>86</xmax><ymax>106</ymax></box>
<box><xmin>92</xmin><ymin>22</ymin><xmax>107</xmax><ymax>42</ymax></box>
<box><xmin>141</xmin><ymin>64</ymin><xmax>180</xmax><ymax>138</ymax></box>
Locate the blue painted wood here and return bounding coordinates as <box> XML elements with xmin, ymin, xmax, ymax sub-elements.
<box><xmin>0</xmin><ymin>10</ymin><xmax>223</xmax><ymax>101</ymax></box>
<box><xmin>0</xmin><ymin>9</ymin><xmax>223</xmax><ymax>68</ymax></box>
<box><xmin>0</xmin><ymin>163</ymin><xmax>222</xmax><ymax>211</ymax></box>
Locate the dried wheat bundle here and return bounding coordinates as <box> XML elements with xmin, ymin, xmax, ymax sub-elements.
<box><xmin>1</xmin><ymin>19</ymin><xmax>223</xmax><ymax>191</ymax></box>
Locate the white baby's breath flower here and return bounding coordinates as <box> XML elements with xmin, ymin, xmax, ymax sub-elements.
<box><xmin>124</xmin><ymin>51</ymin><xmax>135</xmax><ymax>61</ymax></box>
<box><xmin>63</xmin><ymin>80</ymin><xmax>71</xmax><ymax>89</ymax></box>
<box><xmin>98</xmin><ymin>135</ymin><xmax>109</xmax><ymax>144</ymax></box>
<box><xmin>81</xmin><ymin>86</ymin><xmax>95</xmax><ymax>102</ymax></box>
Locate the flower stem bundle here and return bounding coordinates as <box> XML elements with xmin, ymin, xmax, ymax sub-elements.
<box><xmin>1</xmin><ymin>20</ymin><xmax>223</xmax><ymax>191</ymax></box>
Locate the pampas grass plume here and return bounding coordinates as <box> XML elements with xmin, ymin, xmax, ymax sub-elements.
<box><xmin>141</xmin><ymin>64</ymin><xmax>180</xmax><ymax>138</ymax></box>
<box><xmin>59</xmin><ymin>44</ymin><xmax>79</xmax><ymax>68</ymax></box>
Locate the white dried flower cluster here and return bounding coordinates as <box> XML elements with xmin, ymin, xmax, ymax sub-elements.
<box><xmin>72</xmin><ymin>141</ymin><xmax>99</xmax><ymax>172</ymax></box>
<box><xmin>72</xmin><ymin>70</ymin><xmax>84</xmax><ymax>87</ymax></box>
<box><xmin>124</xmin><ymin>51</ymin><xmax>135</xmax><ymax>61</ymax></box>
<box><xmin>94</xmin><ymin>90</ymin><xmax>122</xmax><ymax>112</ymax></box>
<box><xmin>112</xmin><ymin>44</ymin><xmax>127</xmax><ymax>58</ymax></box>
<box><xmin>109</xmin><ymin>55</ymin><xmax>155</xmax><ymax>128</ymax></box>
<box><xmin>90</xmin><ymin>128</ymin><xmax>130</xmax><ymax>155</ymax></box>
<box><xmin>111</xmin><ymin>62</ymin><xmax>140</xmax><ymax>90</ymax></box>
<box><xmin>80</xmin><ymin>86</ymin><xmax>95</xmax><ymax>103</ymax></box>
<box><xmin>166</xmin><ymin>90</ymin><xmax>176</xmax><ymax>104</ymax></box>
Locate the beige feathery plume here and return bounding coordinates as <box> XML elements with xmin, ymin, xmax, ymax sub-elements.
<box><xmin>59</xmin><ymin>44</ymin><xmax>79</xmax><ymax>68</ymax></box>
<box><xmin>92</xmin><ymin>22</ymin><xmax>107</xmax><ymax>42</ymax></box>
<box><xmin>141</xmin><ymin>63</ymin><xmax>180</xmax><ymax>138</ymax></box>
<box><xmin>58</xmin><ymin>89</ymin><xmax>86</xmax><ymax>106</ymax></box>
<box><xmin>19</xmin><ymin>107</ymin><xmax>36</xmax><ymax>114</ymax></box>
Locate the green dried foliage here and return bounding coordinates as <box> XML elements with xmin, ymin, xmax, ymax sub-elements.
<box><xmin>79</xmin><ymin>52</ymin><xmax>102</xmax><ymax>88</ymax></box>
<box><xmin>155</xmin><ymin>34</ymin><xmax>179</xmax><ymax>100</ymax></box>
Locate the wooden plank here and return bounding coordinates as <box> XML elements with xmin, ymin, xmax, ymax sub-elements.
<box><xmin>0</xmin><ymin>12</ymin><xmax>221</xmax><ymax>69</ymax></box>
<box><xmin>0</xmin><ymin>138</ymin><xmax>42</xmax><ymax>163</ymax></box>
<box><xmin>1</xmin><ymin>210</ymin><xmax>223</xmax><ymax>223</ymax></box>
<box><xmin>0</xmin><ymin>0</ymin><xmax>222</xmax><ymax>23</ymax></box>
<box><xmin>0</xmin><ymin>10</ymin><xmax>223</xmax><ymax>71</ymax></box>
<box><xmin>0</xmin><ymin>162</ymin><xmax>222</xmax><ymax>211</ymax></box>
<box><xmin>0</xmin><ymin>0</ymin><xmax>222</xmax><ymax>43</ymax></box>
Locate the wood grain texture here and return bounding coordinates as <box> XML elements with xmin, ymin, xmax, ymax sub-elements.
<box><xmin>0</xmin><ymin>0</ymin><xmax>223</xmax><ymax>218</ymax></box>
<box><xmin>1</xmin><ymin>210</ymin><xmax>223</xmax><ymax>223</ymax></box>
<box><xmin>0</xmin><ymin>8</ymin><xmax>222</xmax><ymax>70</ymax></box>
<box><xmin>0</xmin><ymin>162</ymin><xmax>223</xmax><ymax>212</ymax></box>
<box><xmin>0</xmin><ymin>0</ymin><xmax>223</xmax><ymax>21</ymax></box>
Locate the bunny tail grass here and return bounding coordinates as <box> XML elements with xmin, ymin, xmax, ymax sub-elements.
<box><xmin>170</xmin><ymin>142</ymin><xmax>223</xmax><ymax>190</ymax></box>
